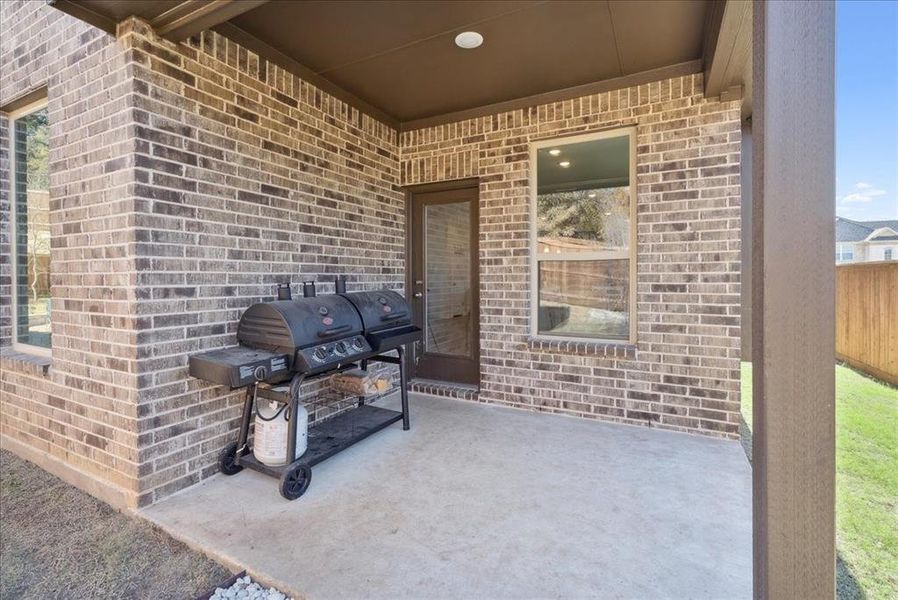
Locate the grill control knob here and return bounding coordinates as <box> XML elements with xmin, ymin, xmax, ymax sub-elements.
<box><xmin>253</xmin><ymin>366</ymin><xmax>268</xmax><ymax>381</ymax></box>
<box><xmin>313</xmin><ymin>347</ymin><xmax>328</xmax><ymax>361</ymax></box>
<box><xmin>334</xmin><ymin>342</ymin><xmax>347</xmax><ymax>355</ymax></box>
<box><xmin>352</xmin><ymin>338</ymin><xmax>364</xmax><ymax>351</ymax></box>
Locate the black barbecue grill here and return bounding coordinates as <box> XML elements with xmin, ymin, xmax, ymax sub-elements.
<box><xmin>188</xmin><ymin>277</ymin><xmax>420</xmax><ymax>500</ymax></box>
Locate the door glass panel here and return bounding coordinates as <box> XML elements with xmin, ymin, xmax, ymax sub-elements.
<box><xmin>424</xmin><ymin>201</ymin><xmax>471</xmax><ymax>357</ymax></box>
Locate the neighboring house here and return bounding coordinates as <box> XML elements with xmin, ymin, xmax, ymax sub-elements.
<box><xmin>835</xmin><ymin>217</ymin><xmax>898</xmax><ymax>263</ymax></box>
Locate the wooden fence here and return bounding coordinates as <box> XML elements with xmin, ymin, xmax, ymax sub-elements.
<box><xmin>835</xmin><ymin>261</ymin><xmax>898</xmax><ymax>385</ymax></box>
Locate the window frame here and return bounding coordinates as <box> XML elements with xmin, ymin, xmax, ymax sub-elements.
<box><xmin>529</xmin><ymin>127</ymin><xmax>638</xmax><ymax>345</ymax></box>
<box><xmin>8</xmin><ymin>97</ymin><xmax>52</xmax><ymax>357</ymax></box>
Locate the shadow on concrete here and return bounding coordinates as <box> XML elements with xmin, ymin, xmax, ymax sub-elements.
<box><xmin>739</xmin><ymin>414</ymin><xmax>753</xmax><ymax>464</ymax></box>
<box><xmin>837</xmin><ymin>554</ymin><xmax>867</xmax><ymax>600</ymax></box>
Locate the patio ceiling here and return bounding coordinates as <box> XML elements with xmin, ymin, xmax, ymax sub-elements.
<box><xmin>50</xmin><ymin>0</ymin><xmax>751</xmax><ymax>129</ymax></box>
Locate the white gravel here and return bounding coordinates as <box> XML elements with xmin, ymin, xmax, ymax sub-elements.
<box><xmin>209</xmin><ymin>575</ymin><xmax>292</xmax><ymax>600</ymax></box>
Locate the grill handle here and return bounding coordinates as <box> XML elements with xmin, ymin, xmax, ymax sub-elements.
<box><xmin>317</xmin><ymin>324</ymin><xmax>351</xmax><ymax>337</ymax></box>
<box><xmin>380</xmin><ymin>311</ymin><xmax>408</xmax><ymax>321</ymax></box>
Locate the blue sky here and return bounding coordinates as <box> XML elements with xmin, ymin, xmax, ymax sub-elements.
<box><xmin>836</xmin><ymin>0</ymin><xmax>898</xmax><ymax>221</ymax></box>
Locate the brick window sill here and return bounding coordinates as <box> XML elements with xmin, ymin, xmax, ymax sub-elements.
<box><xmin>0</xmin><ymin>347</ymin><xmax>52</xmax><ymax>377</ymax></box>
<box><xmin>526</xmin><ymin>337</ymin><xmax>637</xmax><ymax>358</ymax></box>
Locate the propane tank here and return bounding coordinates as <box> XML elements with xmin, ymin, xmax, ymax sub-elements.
<box><xmin>253</xmin><ymin>400</ymin><xmax>308</xmax><ymax>466</ymax></box>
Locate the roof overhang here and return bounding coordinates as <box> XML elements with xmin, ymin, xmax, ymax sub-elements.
<box><xmin>48</xmin><ymin>0</ymin><xmax>753</xmax><ymax>130</ymax></box>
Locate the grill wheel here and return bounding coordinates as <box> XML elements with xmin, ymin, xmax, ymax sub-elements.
<box><xmin>218</xmin><ymin>442</ymin><xmax>243</xmax><ymax>476</ymax></box>
<box><xmin>279</xmin><ymin>462</ymin><xmax>312</xmax><ymax>500</ymax></box>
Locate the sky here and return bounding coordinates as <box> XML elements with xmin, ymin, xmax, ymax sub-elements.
<box><xmin>835</xmin><ymin>0</ymin><xmax>898</xmax><ymax>221</ymax></box>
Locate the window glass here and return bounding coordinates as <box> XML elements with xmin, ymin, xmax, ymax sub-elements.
<box><xmin>13</xmin><ymin>106</ymin><xmax>51</xmax><ymax>349</ymax></box>
<box><xmin>538</xmin><ymin>258</ymin><xmax>629</xmax><ymax>339</ymax></box>
<box><xmin>534</xmin><ymin>132</ymin><xmax>633</xmax><ymax>341</ymax></box>
<box><xmin>537</xmin><ymin>187</ymin><xmax>630</xmax><ymax>254</ymax></box>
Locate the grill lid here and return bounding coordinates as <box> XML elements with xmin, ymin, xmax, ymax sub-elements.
<box><xmin>341</xmin><ymin>290</ymin><xmax>411</xmax><ymax>334</ymax></box>
<box><xmin>237</xmin><ymin>295</ymin><xmax>363</xmax><ymax>354</ymax></box>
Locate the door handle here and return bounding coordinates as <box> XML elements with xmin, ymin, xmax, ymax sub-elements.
<box><xmin>413</xmin><ymin>292</ymin><xmax>423</xmax><ymax>298</ymax></box>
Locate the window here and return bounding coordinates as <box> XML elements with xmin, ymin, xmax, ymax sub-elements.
<box><xmin>10</xmin><ymin>100</ymin><xmax>51</xmax><ymax>352</ymax></box>
<box><xmin>836</xmin><ymin>244</ymin><xmax>854</xmax><ymax>262</ymax></box>
<box><xmin>530</xmin><ymin>129</ymin><xmax>636</xmax><ymax>343</ymax></box>
<box><xmin>885</xmin><ymin>249</ymin><xmax>894</xmax><ymax>261</ymax></box>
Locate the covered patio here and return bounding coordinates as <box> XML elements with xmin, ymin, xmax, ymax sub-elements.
<box><xmin>144</xmin><ymin>392</ymin><xmax>752</xmax><ymax>599</ymax></box>
<box><xmin>2</xmin><ymin>0</ymin><xmax>837</xmax><ymax>597</ymax></box>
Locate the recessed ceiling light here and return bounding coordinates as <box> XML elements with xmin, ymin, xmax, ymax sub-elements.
<box><xmin>455</xmin><ymin>31</ymin><xmax>484</xmax><ymax>49</ymax></box>
<box><xmin>548</xmin><ymin>149</ymin><xmax>561</xmax><ymax>156</ymax></box>
<box><xmin>559</xmin><ymin>161</ymin><xmax>571</xmax><ymax>168</ymax></box>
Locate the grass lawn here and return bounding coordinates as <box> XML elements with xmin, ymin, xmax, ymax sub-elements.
<box><xmin>741</xmin><ymin>362</ymin><xmax>898</xmax><ymax>599</ymax></box>
<box><xmin>0</xmin><ymin>449</ymin><xmax>232</xmax><ymax>599</ymax></box>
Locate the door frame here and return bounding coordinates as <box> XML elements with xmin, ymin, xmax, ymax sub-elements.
<box><xmin>404</xmin><ymin>178</ymin><xmax>480</xmax><ymax>386</ymax></box>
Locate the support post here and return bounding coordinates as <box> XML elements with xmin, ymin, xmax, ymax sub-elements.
<box><xmin>752</xmin><ymin>1</ymin><xmax>836</xmax><ymax>598</ymax></box>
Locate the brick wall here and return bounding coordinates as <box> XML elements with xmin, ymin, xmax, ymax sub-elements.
<box><xmin>124</xmin><ymin>20</ymin><xmax>404</xmax><ymax>504</ymax></box>
<box><xmin>401</xmin><ymin>75</ymin><xmax>743</xmax><ymax>438</ymax></box>
<box><xmin>0</xmin><ymin>0</ymin><xmax>143</xmax><ymax>507</ymax></box>
<box><xmin>1</xmin><ymin>5</ymin><xmax>403</xmax><ymax>507</ymax></box>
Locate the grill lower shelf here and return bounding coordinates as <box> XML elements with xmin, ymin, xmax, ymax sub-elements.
<box><xmin>221</xmin><ymin>350</ymin><xmax>411</xmax><ymax>500</ymax></box>
<box><xmin>237</xmin><ymin>404</ymin><xmax>403</xmax><ymax>478</ymax></box>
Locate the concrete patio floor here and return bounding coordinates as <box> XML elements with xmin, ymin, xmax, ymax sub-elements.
<box><xmin>143</xmin><ymin>393</ymin><xmax>752</xmax><ymax>599</ymax></box>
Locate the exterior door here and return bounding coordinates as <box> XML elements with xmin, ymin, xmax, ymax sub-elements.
<box><xmin>408</xmin><ymin>181</ymin><xmax>479</xmax><ymax>386</ymax></box>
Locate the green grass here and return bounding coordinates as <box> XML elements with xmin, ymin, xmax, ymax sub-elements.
<box><xmin>741</xmin><ymin>362</ymin><xmax>898</xmax><ymax>599</ymax></box>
